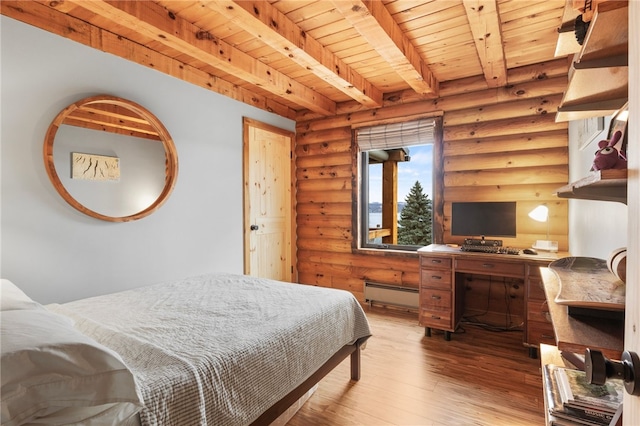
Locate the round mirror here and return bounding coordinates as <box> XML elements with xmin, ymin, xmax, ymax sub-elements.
<box><xmin>43</xmin><ymin>95</ymin><xmax>178</xmax><ymax>222</ymax></box>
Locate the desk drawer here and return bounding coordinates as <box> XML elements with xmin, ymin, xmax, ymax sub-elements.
<box><xmin>527</xmin><ymin>301</ymin><xmax>551</xmax><ymax>323</ymax></box>
<box><xmin>527</xmin><ymin>277</ymin><xmax>546</xmax><ymax>301</ymax></box>
<box><xmin>420</xmin><ymin>256</ymin><xmax>451</xmax><ymax>270</ymax></box>
<box><xmin>455</xmin><ymin>258</ymin><xmax>524</xmax><ymax>277</ymax></box>
<box><xmin>420</xmin><ymin>269</ymin><xmax>451</xmax><ymax>289</ymax></box>
<box><xmin>527</xmin><ymin>321</ymin><xmax>556</xmax><ymax>346</ymax></box>
<box><xmin>420</xmin><ymin>289</ymin><xmax>451</xmax><ymax>309</ymax></box>
<box><xmin>419</xmin><ymin>309</ymin><xmax>452</xmax><ymax>330</ymax></box>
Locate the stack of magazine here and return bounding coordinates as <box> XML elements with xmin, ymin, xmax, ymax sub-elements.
<box><xmin>543</xmin><ymin>364</ymin><xmax>623</xmax><ymax>425</ymax></box>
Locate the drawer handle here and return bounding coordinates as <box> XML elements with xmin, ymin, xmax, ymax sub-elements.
<box><xmin>482</xmin><ymin>263</ymin><xmax>494</xmax><ymax>269</ymax></box>
<box><xmin>431</xmin><ymin>315</ymin><xmax>441</xmax><ymax>320</ymax></box>
<box><xmin>431</xmin><ymin>275</ymin><xmax>442</xmax><ymax>280</ymax></box>
<box><xmin>541</xmin><ymin>334</ymin><xmax>554</xmax><ymax>339</ymax></box>
<box><xmin>431</xmin><ymin>259</ymin><xmax>442</xmax><ymax>264</ymax></box>
<box><xmin>431</xmin><ymin>295</ymin><xmax>441</xmax><ymax>300</ymax></box>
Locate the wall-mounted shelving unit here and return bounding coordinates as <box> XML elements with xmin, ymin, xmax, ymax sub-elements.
<box><xmin>555</xmin><ymin>169</ymin><xmax>627</xmax><ymax>203</ymax></box>
<box><xmin>555</xmin><ymin>2</ymin><xmax>628</xmax><ymax>122</ymax></box>
<box><xmin>545</xmin><ymin>3</ymin><xmax>630</xmax><ymax>423</ymax></box>
<box><xmin>554</xmin><ymin>1</ymin><xmax>629</xmax><ymax>204</ymax></box>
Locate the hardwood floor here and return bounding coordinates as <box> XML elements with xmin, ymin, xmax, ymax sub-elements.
<box><xmin>287</xmin><ymin>306</ymin><xmax>546</xmax><ymax>425</ymax></box>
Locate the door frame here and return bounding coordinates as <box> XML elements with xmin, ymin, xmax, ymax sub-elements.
<box><xmin>242</xmin><ymin>117</ymin><xmax>297</xmax><ymax>281</ymax></box>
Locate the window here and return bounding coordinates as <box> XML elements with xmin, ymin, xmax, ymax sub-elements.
<box><xmin>357</xmin><ymin>117</ymin><xmax>439</xmax><ymax>250</ymax></box>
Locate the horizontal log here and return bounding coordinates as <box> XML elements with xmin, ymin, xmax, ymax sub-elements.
<box><xmin>443</xmin><ymin>183</ymin><xmax>565</xmax><ymax>202</ymax></box>
<box><xmin>352</xmin><ymin>266</ymin><xmax>419</xmax><ymax>288</ymax></box>
<box><xmin>297</xmin><ymin>189</ymin><xmax>352</xmax><ymax>204</ymax></box>
<box><xmin>504</xmin><ymin>58</ymin><xmax>569</xmax><ymax>83</ymax></box>
<box><xmin>436</xmin><ymin>76</ymin><xmax>568</xmax><ymax>115</ymax></box>
<box><xmin>296</xmin><ymin>139</ymin><xmax>352</xmax><ymax>157</ymax></box>
<box><xmin>297</xmin><ymin>78</ymin><xmax>566</xmax><ymax>135</ymax></box>
<box><xmin>297</xmin><ymin>254</ymin><xmax>420</xmax><ymax>293</ymax></box>
<box><xmin>297</xmin><ymin>237</ymin><xmax>352</xmax><ymax>252</ymax></box>
<box><xmin>296</xmin><ymin>214</ymin><xmax>353</xmax><ymax>228</ymax></box>
<box><xmin>296</xmin><ymin>273</ymin><xmax>366</xmax><ymax>298</ymax></box>
<box><xmin>297</xmin><ymin>226</ymin><xmax>353</xmax><ymax>240</ymax></box>
<box><xmin>296</xmin><ymin>127</ymin><xmax>351</xmax><ymax>145</ymax></box>
<box><xmin>444</xmin><ymin>165</ymin><xmax>568</xmax><ymax>187</ymax></box>
<box><xmin>297</xmin><ymin>260</ymin><xmax>354</xmax><ymax>276</ymax></box>
<box><xmin>444</xmin><ymin>147</ymin><xmax>568</xmax><ymax>172</ymax></box>
<box><xmin>294</xmin><ymin>58</ymin><xmax>569</xmax><ymax>121</ymax></box>
<box><xmin>444</xmin><ymin>129</ymin><xmax>567</xmax><ymax>156</ymax></box>
<box><xmin>296</xmin><ymin>152</ymin><xmax>352</xmax><ymax>168</ymax></box>
<box><xmin>297</xmin><ymin>164</ymin><xmax>354</xmax><ymax>181</ymax></box>
<box><xmin>297</xmin><ymin>177</ymin><xmax>352</xmax><ymax>192</ymax></box>
<box><xmin>330</xmin><ymin>276</ymin><xmax>368</xmax><ymax>295</ymax></box>
<box><xmin>299</xmin><ymin>266</ymin><xmax>419</xmax><ymax>291</ymax></box>
<box><xmin>296</xmin><ymin>202</ymin><xmax>353</xmax><ymax>216</ymax></box>
<box><xmin>443</xmin><ymin>95</ymin><xmax>563</xmax><ymax>127</ymax></box>
<box><xmin>444</xmin><ymin>114</ymin><xmax>567</xmax><ymax>141</ymax></box>
<box><xmin>297</xmin><ymin>102</ymin><xmax>443</xmax><ymax>133</ymax></box>
<box><xmin>297</xmin><ymin>249</ymin><xmax>419</xmax><ymax>269</ymax></box>
<box><xmin>297</xmin><ymin>272</ymin><xmax>333</xmax><ymax>287</ymax></box>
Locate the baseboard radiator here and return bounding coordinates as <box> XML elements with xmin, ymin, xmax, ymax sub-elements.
<box><xmin>364</xmin><ymin>282</ymin><xmax>419</xmax><ymax>309</ymax></box>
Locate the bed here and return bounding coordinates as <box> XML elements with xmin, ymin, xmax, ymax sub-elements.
<box><xmin>1</xmin><ymin>273</ymin><xmax>371</xmax><ymax>426</ymax></box>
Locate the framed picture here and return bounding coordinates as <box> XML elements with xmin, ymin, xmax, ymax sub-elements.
<box><xmin>577</xmin><ymin>116</ymin><xmax>605</xmax><ymax>151</ymax></box>
<box><xmin>607</xmin><ymin>102</ymin><xmax>629</xmax><ymax>158</ymax></box>
<box><xmin>71</xmin><ymin>152</ymin><xmax>120</xmax><ymax>181</ymax></box>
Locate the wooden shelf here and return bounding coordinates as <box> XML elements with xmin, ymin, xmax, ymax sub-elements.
<box><xmin>556</xmin><ymin>2</ymin><xmax>628</xmax><ymax>122</ymax></box>
<box><xmin>541</xmin><ymin>267</ymin><xmax>623</xmax><ymax>360</ymax></box>
<box><xmin>555</xmin><ymin>169</ymin><xmax>627</xmax><ymax>203</ymax></box>
<box><xmin>578</xmin><ymin>2</ymin><xmax>628</xmax><ymax>63</ymax></box>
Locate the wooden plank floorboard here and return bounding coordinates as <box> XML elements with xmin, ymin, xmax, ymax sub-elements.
<box><xmin>286</xmin><ymin>306</ymin><xmax>546</xmax><ymax>425</ymax></box>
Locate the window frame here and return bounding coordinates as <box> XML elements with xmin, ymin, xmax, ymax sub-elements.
<box><xmin>353</xmin><ymin>115</ymin><xmax>444</xmax><ymax>253</ymax></box>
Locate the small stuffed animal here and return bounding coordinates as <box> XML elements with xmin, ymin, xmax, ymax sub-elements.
<box><xmin>591</xmin><ymin>130</ymin><xmax>627</xmax><ymax>171</ymax></box>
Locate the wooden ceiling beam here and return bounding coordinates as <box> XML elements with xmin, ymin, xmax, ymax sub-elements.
<box><xmin>200</xmin><ymin>0</ymin><xmax>383</xmax><ymax>108</ymax></box>
<box><xmin>1</xmin><ymin>1</ymin><xmax>295</xmax><ymax>119</ymax></box>
<box><xmin>330</xmin><ymin>0</ymin><xmax>439</xmax><ymax>98</ymax></box>
<box><xmin>64</xmin><ymin>0</ymin><xmax>337</xmax><ymax>115</ymax></box>
<box><xmin>462</xmin><ymin>0</ymin><xmax>508</xmax><ymax>88</ymax></box>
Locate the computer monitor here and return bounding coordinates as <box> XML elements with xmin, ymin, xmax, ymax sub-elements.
<box><xmin>451</xmin><ymin>201</ymin><xmax>517</xmax><ymax>238</ymax></box>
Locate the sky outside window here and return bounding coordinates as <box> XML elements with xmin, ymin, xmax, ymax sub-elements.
<box><xmin>368</xmin><ymin>144</ymin><xmax>433</xmax><ymax>203</ymax></box>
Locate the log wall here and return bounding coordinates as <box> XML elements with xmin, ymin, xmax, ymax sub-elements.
<box><xmin>295</xmin><ymin>59</ymin><xmax>569</xmax><ymax>303</ymax></box>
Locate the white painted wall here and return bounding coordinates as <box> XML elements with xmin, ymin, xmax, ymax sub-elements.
<box><xmin>568</xmin><ymin>118</ymin><xmax>628</xmax><ymax>258</ymax></box>
<box><xmin>0</xmin><ymin>16</ymin><xmax>294</xmax><ymax>304</ymax></box>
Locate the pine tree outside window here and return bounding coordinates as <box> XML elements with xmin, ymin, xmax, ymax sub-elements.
<box><xmin>356</xmin><ymin>117</ymin><xmax>440</xmax><ymax>251</ymax></box>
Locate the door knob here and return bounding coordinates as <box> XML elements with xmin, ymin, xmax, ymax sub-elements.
<box><xmin>250</xmin><ymin>224</ymin><xmax>259</xmax><ymax>231</ymax></box>
<box><xmin>585</xmin><ymin>348</ymin><xmax>640</xmax><ymax>396</ymax></box>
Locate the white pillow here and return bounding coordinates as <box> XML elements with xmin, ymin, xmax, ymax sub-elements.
<box><xmin>0</xmin><ymin>279</ymin><xmax>42</xmax><ymax>311</ymax></box>
<box><xmin>1</xmin><ymin>309</ymin><xmax>143</xmax><ymax>426</ymax></box>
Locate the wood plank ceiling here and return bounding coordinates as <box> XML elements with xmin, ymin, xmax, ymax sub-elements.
<box><xmin>1</xmin><ymin>0</ymin><xmax>567</xmax><ymax>120</ymax></box>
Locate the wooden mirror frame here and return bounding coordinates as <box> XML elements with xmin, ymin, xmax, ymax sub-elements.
<box><xmin>43</xmin><ymin>95</ymin><xmax>178</xmax><ymax>222</ymax></box>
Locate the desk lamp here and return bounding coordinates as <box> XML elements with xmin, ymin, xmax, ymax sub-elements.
<box><xmin>528</xmin><ymin>204</ymin><xmax>558</xmax><ymax>252</ymax></box>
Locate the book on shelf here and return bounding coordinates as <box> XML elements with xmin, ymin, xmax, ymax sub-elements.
<box><xmin>543</xmin><ymin>364</ymin><xmax>618</xmax><ymax>426</ymax></box>
<box><xmin>555</xmin><ymin>366</ymin><xmax>623</xmax><ymax>414</ymax></box>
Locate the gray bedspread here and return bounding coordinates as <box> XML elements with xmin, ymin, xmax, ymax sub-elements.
<box><xmin>47</xmin><ymin>273</ymin><xmax>371</xmax><ymax>426</ymax></box>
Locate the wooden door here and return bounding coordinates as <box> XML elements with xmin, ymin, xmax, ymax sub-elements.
<box><xmin>243</xmin><ymin>118</ymin><xmax>296</xmax><ymax>282</ymax></box>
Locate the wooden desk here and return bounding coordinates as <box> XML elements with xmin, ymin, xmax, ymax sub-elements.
<box><xmin>540</xmin><ymin>267</ymin><xmax>623</xmax><ymax>360</ymax></box>
<box><xmin>417</xmin><ymin>244</ymin><xmax>568</xmax><ymax>356</ymax></box>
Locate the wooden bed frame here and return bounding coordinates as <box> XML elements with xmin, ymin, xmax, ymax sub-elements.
<box><xmin>250</xmin><ymin>336</ymin><xmax>370</xmax><ymax>425</ymax></box>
